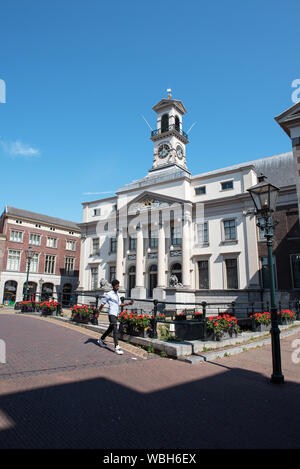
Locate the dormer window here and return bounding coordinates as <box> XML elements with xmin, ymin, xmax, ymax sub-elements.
<box><xmin>161</xmin><ymin>114</ymin><xmax>169</xmax><ymax>133</ymax></box>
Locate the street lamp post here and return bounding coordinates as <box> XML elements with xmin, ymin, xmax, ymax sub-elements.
<box><xmin>248</xmin><ymin>174</ymin><xmax>284</xmax><ymax>384</ymax></box>
<box><xmin>24</xmin><ymin>247</ymin><xmax>36</xmax><ymax>301</ymax></box>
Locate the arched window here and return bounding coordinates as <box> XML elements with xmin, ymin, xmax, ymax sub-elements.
<box><xmin>3</xmin><ymin>280</ymin><xmax>17</xmax><ymax>305</ymax></box>
<box><xmin>41</xmin><ymin>283</ymin><xmax>54</xmax><ymax>301</ymax></box>
<box><xmin>161</xmin><ymin>114</ymin><xmax>169</xmax><ymax>133</ymax></box>
<box><xmin>175</xmin><ymin>115</ymin><xmax>180</xmax><ymax>132</ymax></box>
<box><xmin>171</xmin><ymin>263</ymin><xmax>182</xmax><ymax>284</ymax></box>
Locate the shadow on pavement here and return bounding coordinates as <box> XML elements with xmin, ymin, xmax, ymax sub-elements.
<box><xmin>0</xmin><ymin>364</ymin><xmax>299</xmax><ymax>450</ymax></box>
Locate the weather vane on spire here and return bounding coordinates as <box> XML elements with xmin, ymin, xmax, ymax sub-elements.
<box><xmin>167</xmin><ymin>88</ymin><xmax>172</xmax><ymax>99</ymax></box>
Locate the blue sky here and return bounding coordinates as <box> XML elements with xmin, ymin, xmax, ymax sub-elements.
<box><xmin>0</xmin><ymin>0</ymin><xmax>299</xmax><ymax>222</ymax></box>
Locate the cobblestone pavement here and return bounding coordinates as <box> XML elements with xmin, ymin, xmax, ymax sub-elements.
<box><xmin>0</xmin><ymin>312</ymin><xmax>300</xmax><ymax>449</ymax></box>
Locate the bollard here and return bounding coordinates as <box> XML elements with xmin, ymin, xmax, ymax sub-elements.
<box><xmin>251</xmin><ymin>302</ymin><xmax>255</xmax><ymax>331</ymax></box>
<box><xmin>201</xmin><ymin>301</ymin><xmax>207</xmax><ymax>341</ymax></box>
<box><xmin>153</xmin><ymin>299</ymin><xmax>158</xmax><ymax>339</ymax></box>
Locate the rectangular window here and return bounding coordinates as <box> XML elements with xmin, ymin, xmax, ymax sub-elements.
<box><xmin>225</xmin><ymin>259</ymin><xmax>238</xmax><ymax>289</ymax></box>
<box><xmin>197</xmin><ymin>222</ymin><xmax>209</xmax><ymax>244</ymax></box>
<box><xmin>110</xmin><ymin>237</ymin><xmax>117</xmax><ymax>253</ymax></box>
<box><xmin>10</xmin><ymin>230</ymin><xmax>23</xmax><ymax>243</ymax></box>
<box><xmin>45</xmin><ymin>255</ymin><xmax>56</xmax><ymax>274</ymax></box>
<box><xmin>30</xmin><ymin>252</ymin><xmax>39</xmax><ymax>273</ymax></box>
<box><xmin>66</xmin><ymin>239</ymin><xmax>76</xmax><ymax>251</ymax></box>
<box><xmin>65</xmin><ymin>257</ymin><xmax>75</xmax><ymax>274</ymax></box>
<box><xmin>91</xmin><ymin>267</ymin><xmax>98</xmax><ymax>290</ymax></box>
<box><xmin>92</xmin><ymin>238</ymin><xmax>99</xmax><ymax>255</ymax></box>
<box><xmin>149</xmin><ymin>229</ymin><xmax>158</xmax><ymax>249</ymax></box>
<box><xmin>195</xmin><ymin>186</ymin><xmax>206</xmax><ymax>195</ymax></box>
<box><xmin>7</xmin><ymin>249</ymin><xmax>21</xmax><ymax>271</ymax></box>
<box><xmin>171</xmin><ymin>226</ymin><xmax>182</xmax><ymax>246</ymax></box>
<box><xmin>93</xmin><ymin>208</ymin><xmax>101</xmax><ymax>216</ymax></box>
<box><xmin>223</xmin><ymin>219</ymin><xmax>236</xmax><ymax>241</ymax></box>
<box><xmin>129</xmin><ymin>236</ymin><xmax>136</xmax><ymax>251</ymax></box>
<box><xmin>221</xmin><ymin>180</ymin><xmax>233</xmax><ymax>191</ymax></box>
<box><xmin>198</xmin><ymin>260</ymin><xmax>209</xmax><ymax>289</ymax></box>
<box><xmin>291</xmin><ymin>255</ymin><xmax>300</xmax><ymax>288</ymax></box>
<box><xmin>47</xmin><ymin>237</ymin><xmax>57</xmax><ymax>248</ymax></box>
<box><xmin>109</xmin><ymin>265</ymin><xmax>116</xmax><ymax>283</ymax></box>
<box><xmin>29</xmin><ymin>233</ymin><xmax>41</xmax><ymax>246</ymax></box>
<box><xmin>260</xmin><ymin>256</ymin><xmax>277</xmax><ymax>289</ymax></box>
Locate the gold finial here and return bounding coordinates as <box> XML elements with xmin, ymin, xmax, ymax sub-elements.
<box><xmin>167</xmin><ymin>88</ymin><xmax>172</xmax><ymax>99</ymax></box>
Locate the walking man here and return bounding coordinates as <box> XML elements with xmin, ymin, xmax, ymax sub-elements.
<box><xmin>97</xmin><ymin>279</ymin><xmax>133</xmax><ymax>355</ymax></box>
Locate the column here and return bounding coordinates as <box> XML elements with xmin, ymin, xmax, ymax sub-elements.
<box><xmin>182</xmin><ymin>207</ymin><xmax>192</xmax><ymax>288</ymax></box>
<box><xmin>116</xmin><ymin>229</ymin><xmax>124</xmax><ymax>288</ymax></box>
<box><xmin>135</xmin><ymin>226</ymin><xmax>144</xmax><ymax>287</ymax></box>
<box><xmin>157</xmin><ymin>222</ymin><xmax>165</xmax><ymax>287</ymax></box>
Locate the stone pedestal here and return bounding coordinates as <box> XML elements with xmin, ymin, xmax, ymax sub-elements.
<box><xmin>130</xmin><ymin>287</ymin><xmax>147</xmax><ymax>300</ymax></box>
<box><xmin>152</xmin><ymin>287</ymin><xmax>166</xmax><ymax>302</ymax></box>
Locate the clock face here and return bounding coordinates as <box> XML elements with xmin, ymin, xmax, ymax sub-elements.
<box><xmin>158</xmin><ymin>144</ymin><xmax>170</xmax><ymax>158</ymax></box>
<box><xmin>176</xmin><ymin>145</ymin><xmax>183</xmax><ymax>159</ymax></box>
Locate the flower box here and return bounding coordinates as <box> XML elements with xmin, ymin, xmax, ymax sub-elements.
<box><xmin>20</xmin><ymin>301</ymin><xmax>40</xmax><ymax>313</ymax></box>
<box><xmin>71</xmin><ymin>304</ymin><xmax>94</xmax><ymax>323</ymax></box>
<box><xmin>255</xmin><ymin>323</ymin><xmax>270</xmax><ymax>332</ymax></box>
<box><xmin>40</xmin><ymin>300</ymin><xmax>59</xmax><ymax>315</ymax></box>
<box><xmin>193</xmin><ymin>312</ymin><xmax>203</xmax><ymax>321</ymax></box>
<box><xmin>206</xmin><ymin>314</ymin><xmax>240</xmax><ymax>341</ymax></box>
<box><xmin>118</xmin><ymin>311</ymin><xmax>154</xmax><ymax>338</ymax></box>
<box><xmin>175</xmin><ymin>314</ymin><xmax>187</xmax><ymax>321</ymax></box>
<box><xmin>207</xmin><ymin>330</ymin><xmax>239</xmax><ymax>341</ymax></box>
<box><xmin>72</xmin><ymin>316</ymin><xmax>90</xmax><ymax>324</ymax></box>
<box><xmin>280</xmin><ymin>310</ymin><xmax>296</xmax><ymax>325</ymax></box>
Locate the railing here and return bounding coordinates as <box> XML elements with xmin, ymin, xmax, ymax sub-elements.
<box><xmin>151</xmin><ymin>125</ymin><xmax>188</xmax><ymax>139</ymax></box>
<box><xmin>14</xmin><ymin>290</ymin><xmax>300</xmax><ymax>342</ymax></box>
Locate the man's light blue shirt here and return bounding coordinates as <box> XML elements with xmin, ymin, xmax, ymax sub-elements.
<box><xmin>101</xmin><ymin>290</ymin><xmax>121</xmax><ymax>317</ymax></box>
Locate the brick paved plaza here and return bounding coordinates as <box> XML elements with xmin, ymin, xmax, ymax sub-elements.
<box><xmin>0</xmin><ymin>311</ymin><xmax>300</xmax><ymax>450</ymax></box>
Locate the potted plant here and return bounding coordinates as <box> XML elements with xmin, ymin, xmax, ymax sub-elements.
<box><xmin>249</xmin><ymin>312</ymin><xmax>271</xmax><ymax>332</ymax></box>
<box><xmin>71</xmin><ymin>304</ymin><xmax>94</xmax><ymax>323</ymax></box>
<box><xmin>19</xmin><ymin>300</ymin><xmax>40</xmax><ymax>313</ymax></box>
<box><xmin>40</xmin><ymin>300</ymin><xmax>59</xmax><ymax>315</ymax></box>
<box><xmin>156</xmin><ymin>313</ymin><xmax>166</xmax><ymax>322</ymax></box>
<box><xmin>175</xmin><ymin>312</ymin><xmax>187</xmax><ymax>321</ymax></box>
<box><xmin>118</xmin><ymin>311</ymin><xmax>153</xmax><ymax>337</ymax></box>
<box><xmin>280</xmin><ymin>309</ymin><xmax>296</xmax><ymax>325</ymax></box>
<box><xmin>206</xmin><ymin>314</ymin><xmax>240</xmax><ymax>340</ymax></box>
<box><xmin>192</xmin><ymin>311</ymin><xmax>203</xmax><ymax>320</ymax></box>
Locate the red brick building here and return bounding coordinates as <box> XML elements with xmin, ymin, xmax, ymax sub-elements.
<box><xmin>253</xmin><ymin>153</ymin><xmax>300</xmax><ymax>302</ymax></box>
<box><xmin>0</xmin><ymin>206</ymin><xmax>81</xmax><ymax>306</ymax></box>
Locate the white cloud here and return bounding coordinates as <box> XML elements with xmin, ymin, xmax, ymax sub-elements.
<box><xmin>0</xmin><ymin>139</ymin><xmax>40</xmax><ymax>157</ymax></box>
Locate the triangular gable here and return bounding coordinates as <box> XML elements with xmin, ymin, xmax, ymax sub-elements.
<box><xmin>275</xmin><ymin>102</ymin><xmax>300</xmax><ymax>137</ymax></box>
<box><xmin>128</xmin><ymin>190</ymin><xmax>190</xmax><ymax>207</ymax></box>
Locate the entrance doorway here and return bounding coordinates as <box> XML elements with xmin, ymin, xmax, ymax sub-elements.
<box><xmin>148</xmin><ymin>264</ymin><xmax>157</xmax><ymax>298</ymax></box>
<box><xmin>128</xmin><ymin>266</ymin><xmax>136</xmax><ymax>297</ymax></box>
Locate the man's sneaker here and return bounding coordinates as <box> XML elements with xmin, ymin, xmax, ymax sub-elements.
<box><xmin>115</xmin><ymin>345</ymin><xmax>124</xmax><ymax>355</ymax></box>
<box><xmin>97</xmin><ymin>338</ymin><xmax>107</xmax><ymax>348</ymax></box>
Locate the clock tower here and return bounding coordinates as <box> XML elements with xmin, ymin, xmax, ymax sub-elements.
<box><xmin>150</xmin><ymin>90</ymin><xmax>189</xmax><ymax>172</ymax></box>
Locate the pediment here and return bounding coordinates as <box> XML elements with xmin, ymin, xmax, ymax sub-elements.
<box><xmin>152</xmin><ymin>99</ymin><xmax>187</xmax><ymax>115</ymax></box>
<box><xmin>127</xmin><ymin>191</ymin><xmax>190</xmax><ymax>215</ymax></box>
<box><xmin>275</xmin><ymin>102</ymin><xmax>300</xmax><ymax>136</ymax></box>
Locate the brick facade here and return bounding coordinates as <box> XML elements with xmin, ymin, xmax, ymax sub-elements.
<box><xmin>0</xmin><ymin>207</ymin><xmax>81</xmax><ymax>305</ymax></box>
<box><xmin>257</xmin><ymin>204</ymin><xmax>300</xmax><ymax>299</ymax></box>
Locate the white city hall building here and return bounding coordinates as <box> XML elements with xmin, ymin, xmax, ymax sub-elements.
<box><xmin>77</xmin><ymin>94</ymin><xmax>292</xmax><ymax>307</ymax></box>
